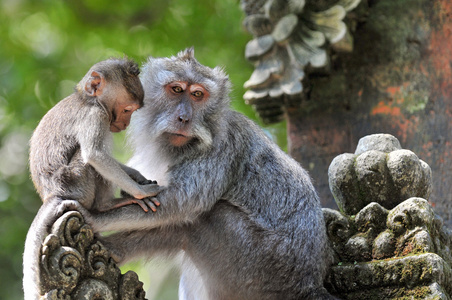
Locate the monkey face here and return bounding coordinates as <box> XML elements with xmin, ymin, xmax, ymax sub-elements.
<box><xmin>136</xmin><ymin>48</ymin><xmax>232</xmax><ymax>152</ymax></box>
<box><xmin>109</xmin><ymin>89</ymin><xmax>141</xmax><ymax>133</ymax></box>
<box><xmin>163</xmin><ymin>81</ymin><xmax>210</xmax><ymax>147</ymax></box>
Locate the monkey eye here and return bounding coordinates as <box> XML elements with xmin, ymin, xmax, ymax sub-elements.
<box><xmin>172</xmin><ymin>86</ymin><xmax>184</xmax><ymax>93</ymax></box>
<box><xmin>123</xmin><ymin>105</ymin><xmax>134</xmax><ymax>113</ymax></box>
<box><xmin>192</xmin><ymin>91</ymin><xmax>203</xmax><ymax>98</ymax></box>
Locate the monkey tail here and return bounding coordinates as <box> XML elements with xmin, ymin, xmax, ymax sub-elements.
<box><xmin>23</xmin><ymin>197</ymin><xmax>62</xmax><ymax>300</ymax></box>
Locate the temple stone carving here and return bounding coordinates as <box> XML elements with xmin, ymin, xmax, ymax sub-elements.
<box><xmin>240</xmin><ymin>0</ymin><xmax>361</xmax><ymax>123</ymax></box>
<box><xmin>36</xmin><ymin>211</ymin><xmax>146</xmax><ymax>300</ymax></box>
<box><xmin>324</xmin><ymin>134</ymin><xmax>452</xmax><ymax>299</ymax></box>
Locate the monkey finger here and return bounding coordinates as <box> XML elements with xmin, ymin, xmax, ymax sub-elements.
<box><xmin>132</xmin><ymin>200</ymin><xmax>150</xmax><ymax>212</ymax></box>
<box><xmin>140</xmin><ymin>179</ymin><xmax>158</xmax><ymax>185</ymax></box>
<box><xmin>152</xmin><ymin>198</ymin><xmax>161</xmax><ymax>206</ymax></box>
<box><xmin>143</xmin><ymin>198</ymin><xmax>158</xmax><ymax>212</ymax></box>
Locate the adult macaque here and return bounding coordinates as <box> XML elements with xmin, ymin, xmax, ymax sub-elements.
<box><xmin>23</xmin><ymin>58</ymin><xmax>161</xmax><ymax>300</ymax></box>
<box><xmin>76</xmin><ymin>49</ymin><xmax>337</xmax><ymax>300</ymax></box>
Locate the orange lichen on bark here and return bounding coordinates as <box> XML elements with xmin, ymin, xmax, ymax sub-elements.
<box><xmin>371</xmin><ymin>101</ymin><xmax>401</xmax><ymax>117</ymax></box>
<box><xmin>429</xmin><ymin>1</ymin><xmax>452</xmax><ymax>97</ymax></box>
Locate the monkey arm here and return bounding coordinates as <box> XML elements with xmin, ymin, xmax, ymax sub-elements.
<box><xmin>86</xmin><ymin>150</ymin><xmax>161</xmax><ymax>199</ymax></box>
<box><xmin>87</xmin><ymin>154</ymin><xmax>235</xmax><ymax>233</ymax></box>
<box><xmin>119</xmin><ymin>163</ymin><xmax>150</xmax><ymax>184</ymax></box>
<box><xmin>87</xmin><ymin>190</ymin><xmax>199</xmax><ymax>232</ymax></box>
<box><xmin>75</xmin><ymin>114</ymin><xmax>160</xmax><ymax>200</ymax></box>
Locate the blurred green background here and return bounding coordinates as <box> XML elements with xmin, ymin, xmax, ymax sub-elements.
<box><xmin>0</xmin><ymin>0</ymin><xmax>287</xmax><ymax>299</ymax></box>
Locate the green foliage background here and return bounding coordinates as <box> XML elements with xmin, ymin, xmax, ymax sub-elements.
<box><xmin>0</xmin><ymin>0</ymin><xmax>287</xmax><ymax>299</ymax></box>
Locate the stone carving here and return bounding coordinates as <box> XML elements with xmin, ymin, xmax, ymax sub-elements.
<box><xmin>324</xmin><ymin>134</ymin><xmax>452</xmax><ymax>299</ymax></box>
<box><xmin>240</xmin><ymin>0</ymin><xmax>361</xmax><ymax>123</ymax></box>
<box><xmin>328</xmin><ymin>134</ymin><xmax>432</xmax><ymax>215</ymax></box>
<box><xmin>37</xmin><ymin>210</ymin><xmax>146</xmax><ymax>300</ymax></box>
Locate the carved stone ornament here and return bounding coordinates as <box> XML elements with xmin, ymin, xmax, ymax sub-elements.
<box><xmin>323</xmin><ymin>134</ymin><xmax>452</xmax><ymax>299</ymax></box>
<box><xmin>240</xmin><ymin>0</ymin><xmax>361</xmax><ymax>123</ymax></box>
<box><xmin>37</xmin><ymin>211</ymin><xmax>146</xmax><ymax>300</ymax></box>
<box><xmin>328</xmin><ymin>133</ymin><xmax>432</xmax><ymax>215</ymax></box>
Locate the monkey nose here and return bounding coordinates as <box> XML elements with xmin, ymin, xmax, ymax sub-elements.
<box><xmin>178</xmin><ymin>116</ymin><xmax>190</xmax><ymax>124</ymax></box>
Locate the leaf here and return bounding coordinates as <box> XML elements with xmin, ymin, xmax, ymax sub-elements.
<box><xmin>264</xmin><ymin>0</ymin><xmax>290</xmax><ymax>22</ymax></box>
<box><xmin>243</xmin><ymin>14</ymin><xmax>273</xmax><ymax>37</ymax></box>
<box><xmin>308</xmin><ymin>5</ymin><xmax>347</xmax><ymax>43</ymax></box>
<box><xmin>245</xmin><ymin>35</ymin><xmax>275</xmax><ymax>60</ymax></box>
<box><xmin>272</xmin><ymin>14</ymin><xmax>298</xmax><ymax>43</ymax></box>
<box><xmin>244</xmin><ymin>89</ymin><xmax>269</xmax><ymax>101</ymax></box>
<box><xmin>280</xmin><ymin>68</ymin><xmax>304</xmax><ymax>95</ymax></box>
<box><xmin>244</xmin><ymin>56</ymin><xmax>283</xmax><ymax>88</ymax></box>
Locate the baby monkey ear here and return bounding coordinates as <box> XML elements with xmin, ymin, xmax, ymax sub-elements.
<box><xmin>85</xmin><ymin>71</ymin><xmax>105</xmax><ymax>97</ymax></box>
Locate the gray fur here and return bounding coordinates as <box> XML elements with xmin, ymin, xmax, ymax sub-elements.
<box><xmin>85</xmin><ymin>49</ymin><xmax>336</xmax><ymax>300</ymax></box>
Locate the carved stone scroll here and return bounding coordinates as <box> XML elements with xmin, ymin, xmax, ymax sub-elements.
<box><xmin>37</xmin><ymin>211</ymin><xmax>146</xmax><ymax>300</ymax></box>
<box><xmin>240</xmin><ymin>0</ymin><xmax>361</xmax><ymax>123</ymax></box>
<box><xmin>324</xmin><ymin>134</ymin><xmax>452</xmax><ymax>299</ymax></box>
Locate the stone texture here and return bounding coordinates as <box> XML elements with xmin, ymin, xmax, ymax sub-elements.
<box><xmin>37</xmin><ymin>211</ymin><xmax>146</xmax><ymax>300</ymax></box>
<box><xmin>327</xmin><ymin>253</ymin><xmax>452</xmax><ymax>299</ymax></box>
<box><xmin>355</xmin><ymin>134</ymin><xmax>401</xmax><ymax>155</ymax></box>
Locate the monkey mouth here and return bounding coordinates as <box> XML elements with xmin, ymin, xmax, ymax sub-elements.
<box><xmin>167</xmin><ymin>132</ymin><xmax>192</xmax><ymax>147</ymax></box>
<box><xmin>171</xmin><ymin>132</ymin><xmax>186</xmax><ymax>137</ymax></box>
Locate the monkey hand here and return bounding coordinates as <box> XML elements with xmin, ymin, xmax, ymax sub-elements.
<box><xmin>140</xmin><ymin>179</ymin><xmax>158</xmax><ymax>185</ymax></box>
<box><xmin>127</xmin><ymin>169</ymin><xmax>149</xmax><ymax>184</ymax></box>
<box><xmin>120</xmin><ymin>180</ymin><xmax>158</xmax><ymax>198</ymax></box>
<box><xmin>55</xmin><ymin>200</ymin><xmax>83</xmax><ymax>215</ymax></box>
<box><xmin>134</xmin><ymin>183</ymin><xmax>163</xmax><ymax>200</ymax></box>
<box><xmin>109</xmin><ymin>197</ymin><xmax>160</xmax><ymax>213</ymax></box>
<box><xmin>125</xmin><ymin>167</ymin><xmax>158</xmax><ymax>185</ymax></box>
<box><xmin>55</xmin><ymin>200</ymin><xmax>94</xmax><ymax>225</ymax></box>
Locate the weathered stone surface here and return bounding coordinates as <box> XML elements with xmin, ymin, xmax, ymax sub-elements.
<box><xmin>37</xmin><ymin>211</ymin><xmax>147</xmax><ymax>300</ymax></box>
<box><xmin>326</xmin><ymin>253</ymin><xmax>452</xmax><ymax>299</ymax></box>
<box><xmin>355</xmin><ymin>134</ymin><xmax>402</xmax><ymax>155</ymax></box>
<box><xmin>328</xmin><ymin>134</ymin><xmax>432</xmax><ymax>215</ymax></box>
<box><xmin>324</xmin><ymin>134</ymin><xmax>451</xmax><ymax>298</ymax></box>
<box><xmin>324</xmin><ymin>197</ymin><xmax>452</xmax><ymax>298</ymax></box>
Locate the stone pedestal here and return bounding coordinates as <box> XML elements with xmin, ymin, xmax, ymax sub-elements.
<box><xmin>324</xmin><ymin>134</ymin><xmax>452</xmax><ymax>299</ymax></box>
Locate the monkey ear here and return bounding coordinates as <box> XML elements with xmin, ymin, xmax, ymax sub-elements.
<box><xmin>85</xmin><ymin>71</ymin><xmax>105</xmax><ymax>97</ymax></box>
